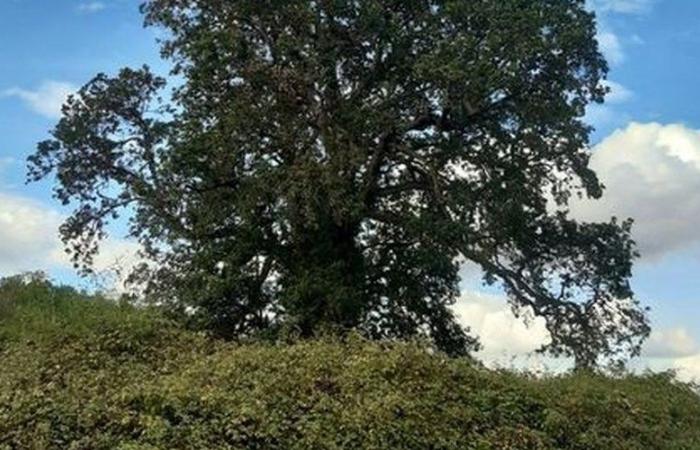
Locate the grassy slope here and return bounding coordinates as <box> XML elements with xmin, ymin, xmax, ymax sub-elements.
<box><xmin>1</xmin><ymin>278</ymin><xmax>699</xmax><ymax>450</ymax></box>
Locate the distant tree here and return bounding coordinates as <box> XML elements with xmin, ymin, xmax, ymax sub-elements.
<box><xmin>28</xmin><ymin>0</ymin><xmax>649</xmax><ymax>366</ymax></box>
<box><xmin>0</xmin><ymin>272</ymin><xmax>76</xmax><ymax>312</ymax></box>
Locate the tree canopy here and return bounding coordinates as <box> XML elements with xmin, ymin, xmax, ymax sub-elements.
<box><xmin>28</xmin><ymin>0</ymin><xmax>649</xmax><ymax>367</ymax></box>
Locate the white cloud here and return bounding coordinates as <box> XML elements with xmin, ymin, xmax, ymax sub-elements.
<box><xmin>0</xmin><ymin>157</ymin><xmax>14</xmax><ymax>169</ymax></box>
<box><xmin>586</xmin><ymin>104</ymin><xmax>619</xmax><ymax>130</ymax></box>
<box><xmin>87</xmin><ymin>239</ymin><xmax>145</xmax><ymax>296</ymax></box>
<box><xmin>47</xmin><ymin>234</ymin><xmax>145</xmax><ymax>296</ymax></box>
<box><xmin>598</xmin><ymin>30</ymin><xmax>624</xmax><ymax>65</ymax></box>
<box><xmin>589</xmin><ymin>0</ymin><xmax>656</xmax><ymax>72</ymax></box>
<box><xmin>571</xmin><ymin>122</ymin><xmax>700</xmax><ymax>260</ymax></box>
<box><xmin>643</xmin><ymin>327</ymin><xmax>698</xmax><ymax>358</ymax></box>
<box><xmin>453</xmin><ymin>290</ymin><xmax>700</xmax><ymax>377</ymax></box>
<box><xmin>453</xmin><ymin>292</ymin><xmax>551</xmax><ymax>360</ymax></box>
<box><xmin>77</xmin><ymin>2</ymin><xmax>106</xmax><ymax>13</ymax></box>
<box><xmin>590</xmin><ymin>0</ymin><xmax>654</xmax><ymax>15</ymax></box>
<box><xmin>0</xmin><ymin>192</ymin><xmax>64</xmax><ymax>275</ymax></box>
<box><xmin>673</xmin><ymin>354</ymin><xmax>700</xmax><ymax>382</ymax></box>
<box><xmin>621</xmin><ymin>323</ymin><xmax>700</xmax><ymax>383</ymax></box>
<box><xmin>603</xmin><ymin>80</ymin><xmax>633</xmax><ymax>104</ymax></box>
<box><xmin>585</xmin><ymin>80</ymin><xmax>633</xmax><ymax>129</ymax></box>
<box><xmin>0</xmin><ymin>191</ymin><xmax>142</xmax><ymax>294</ymax></box>
<box><xmin>1</xmin><ymin>81</ymin><xmax>77</xmax><ymax>119</ymax></box>
<box><xmin>590</xmin><ymin>0</ymin><xmax>655</xmax><ymax>66</ymax></box>
<box><xmin>0</xmin><ymin>158</ymin><xmax>18</xmax><ymax>189</ymax></box>
<box><xmin>631</xmin><ymin>34</ymin><xmax>645</xmax><ymax>45</ymax></box>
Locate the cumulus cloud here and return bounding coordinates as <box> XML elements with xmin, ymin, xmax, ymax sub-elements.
<box><xmin>0</xmin><ymin>157</ymin><xmax>16</xmax><ymax>184</ymax></box>
<box><xmin>454</xmin><ymin>291</ymin><xmax>700</xmax><ymax>378</ymax></box>
<box><xmin>1</xmin><ymin>81</ymin><xmax>77</xmax><ymax>119</ymax></box>
<box><xmin>48</xmin><ymin>236</ymin><xmax>145</xmax><ymax>296</ymax></box>
<box><xmin>673</xmin><ymin>354</ymin><xmax>700</xmax><ymax>383</ymax></box>
<box><xmin>0</xmin><ymin>191</ymin><xmax>142</xmax><ymax>293</ymax></box>
<box><xmin>571</xmin><ymin>122</ymin><xmax>700</xmax><ymax>260</ymax></box>
<box><xmin>597</xmin><ymin>30</ymin><xmax>624</xmax><ymax>66</ymax></box>
<box><xmin>77</xmin><ymin>2</ymin><xmax>106</xmax><ymax>13</ymax></box>
<box><xmin>0</xmin><ymin>193</ymin><xmax>64</xmax><ymax>275</ymax></box>
<box><xmin>590</xmin><ymin>0</ymin><xmax>654</xmax><ymax>15</ymax></box>
<box><xmin>589</xmin><ymin>0</ymin><xmax>655</xmax><ymax>66</ymax></box>
<box><xmin>0</xmin><ymin>157</ymin><xmax>14</xmax><ymax>169</ymax></box>
<box><xmin>640</xmin><ymin>326</ymin><xmax>700</xmax><ymax>383</ymax></box>
<box><xmin>453</xmin><ymin>292</ymin><xmax>551</xmax><ymax>359</ymax></box>
<box><xmin>87</xmin><ymin>239</ymin><xmax>145</xmax><ymax>296</ymax></box>
<box><xmin>603</xmin><ymin>80</ymin><xmax>633</xmax><ymax>104</ymax></box>
<box><xmin>585</xmin><ymin>80</ymin><xmax>633</xmax><ymax>130</ymax></box>
<box><xmin>643</xmin><ymin>327</ymin><xmax>698</xmax><ymax>358</ymax></box>
<box><xmin>586</xmin><ymin>104</ymin><xmax>621</xmax><ymax>131</ymax></box>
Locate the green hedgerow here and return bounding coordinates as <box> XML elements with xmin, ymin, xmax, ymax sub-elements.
<box><xmin>1</xmin><ymin>277</ymin><xmax>699</xmax><ymax>449</ymax></box>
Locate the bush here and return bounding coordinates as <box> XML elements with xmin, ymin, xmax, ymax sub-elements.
<box><xmin>1</xmin><ymin>277</ymin><xmax>699</xmax><ymax>449</ymax></box>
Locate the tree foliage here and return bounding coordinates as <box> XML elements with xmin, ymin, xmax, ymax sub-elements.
<box><xmin>29</xmin><ymin>0</ymin><xmax>649</xmax><ymax>365</ymax></box>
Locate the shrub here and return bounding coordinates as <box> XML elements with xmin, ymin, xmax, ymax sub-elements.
<box><xmin>1</xmin><ymin>278</ymin><xmax>699</xmax><ymax>449</ymax></box>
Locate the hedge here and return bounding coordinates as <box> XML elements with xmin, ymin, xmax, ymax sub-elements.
<box><xmin>1</xmin><ymin>278</ymin><xmax>699</xmax><ymax>449</ymax></box>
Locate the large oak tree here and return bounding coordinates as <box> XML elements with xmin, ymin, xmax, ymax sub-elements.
<box><xmin>29</xmin><ymin>0</ymin><xmax>649</xmax><ymax>367</ymax></box>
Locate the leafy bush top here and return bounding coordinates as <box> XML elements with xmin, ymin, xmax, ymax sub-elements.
<box><xmin>1</xmin><ymin>278</ymin><xmax>698</xmax><ymax>449</ymax></box>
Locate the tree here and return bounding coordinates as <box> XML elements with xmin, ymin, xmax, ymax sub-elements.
<box><xmin>28</xmin><ymin>0</ymin><xmax>649</xmax><ymax>366</ymax></box>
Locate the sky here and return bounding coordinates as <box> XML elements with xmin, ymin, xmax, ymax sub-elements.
<box><xmin>1</xmin><ymin>0</ymin><xmax>700</xmax><ymax>379</ymax></box>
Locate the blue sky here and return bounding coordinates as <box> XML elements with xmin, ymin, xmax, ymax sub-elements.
<box><xmin>1</xmin><ymin>0</ymin><xmax>699</xmax><ymax>377</ymax></box>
